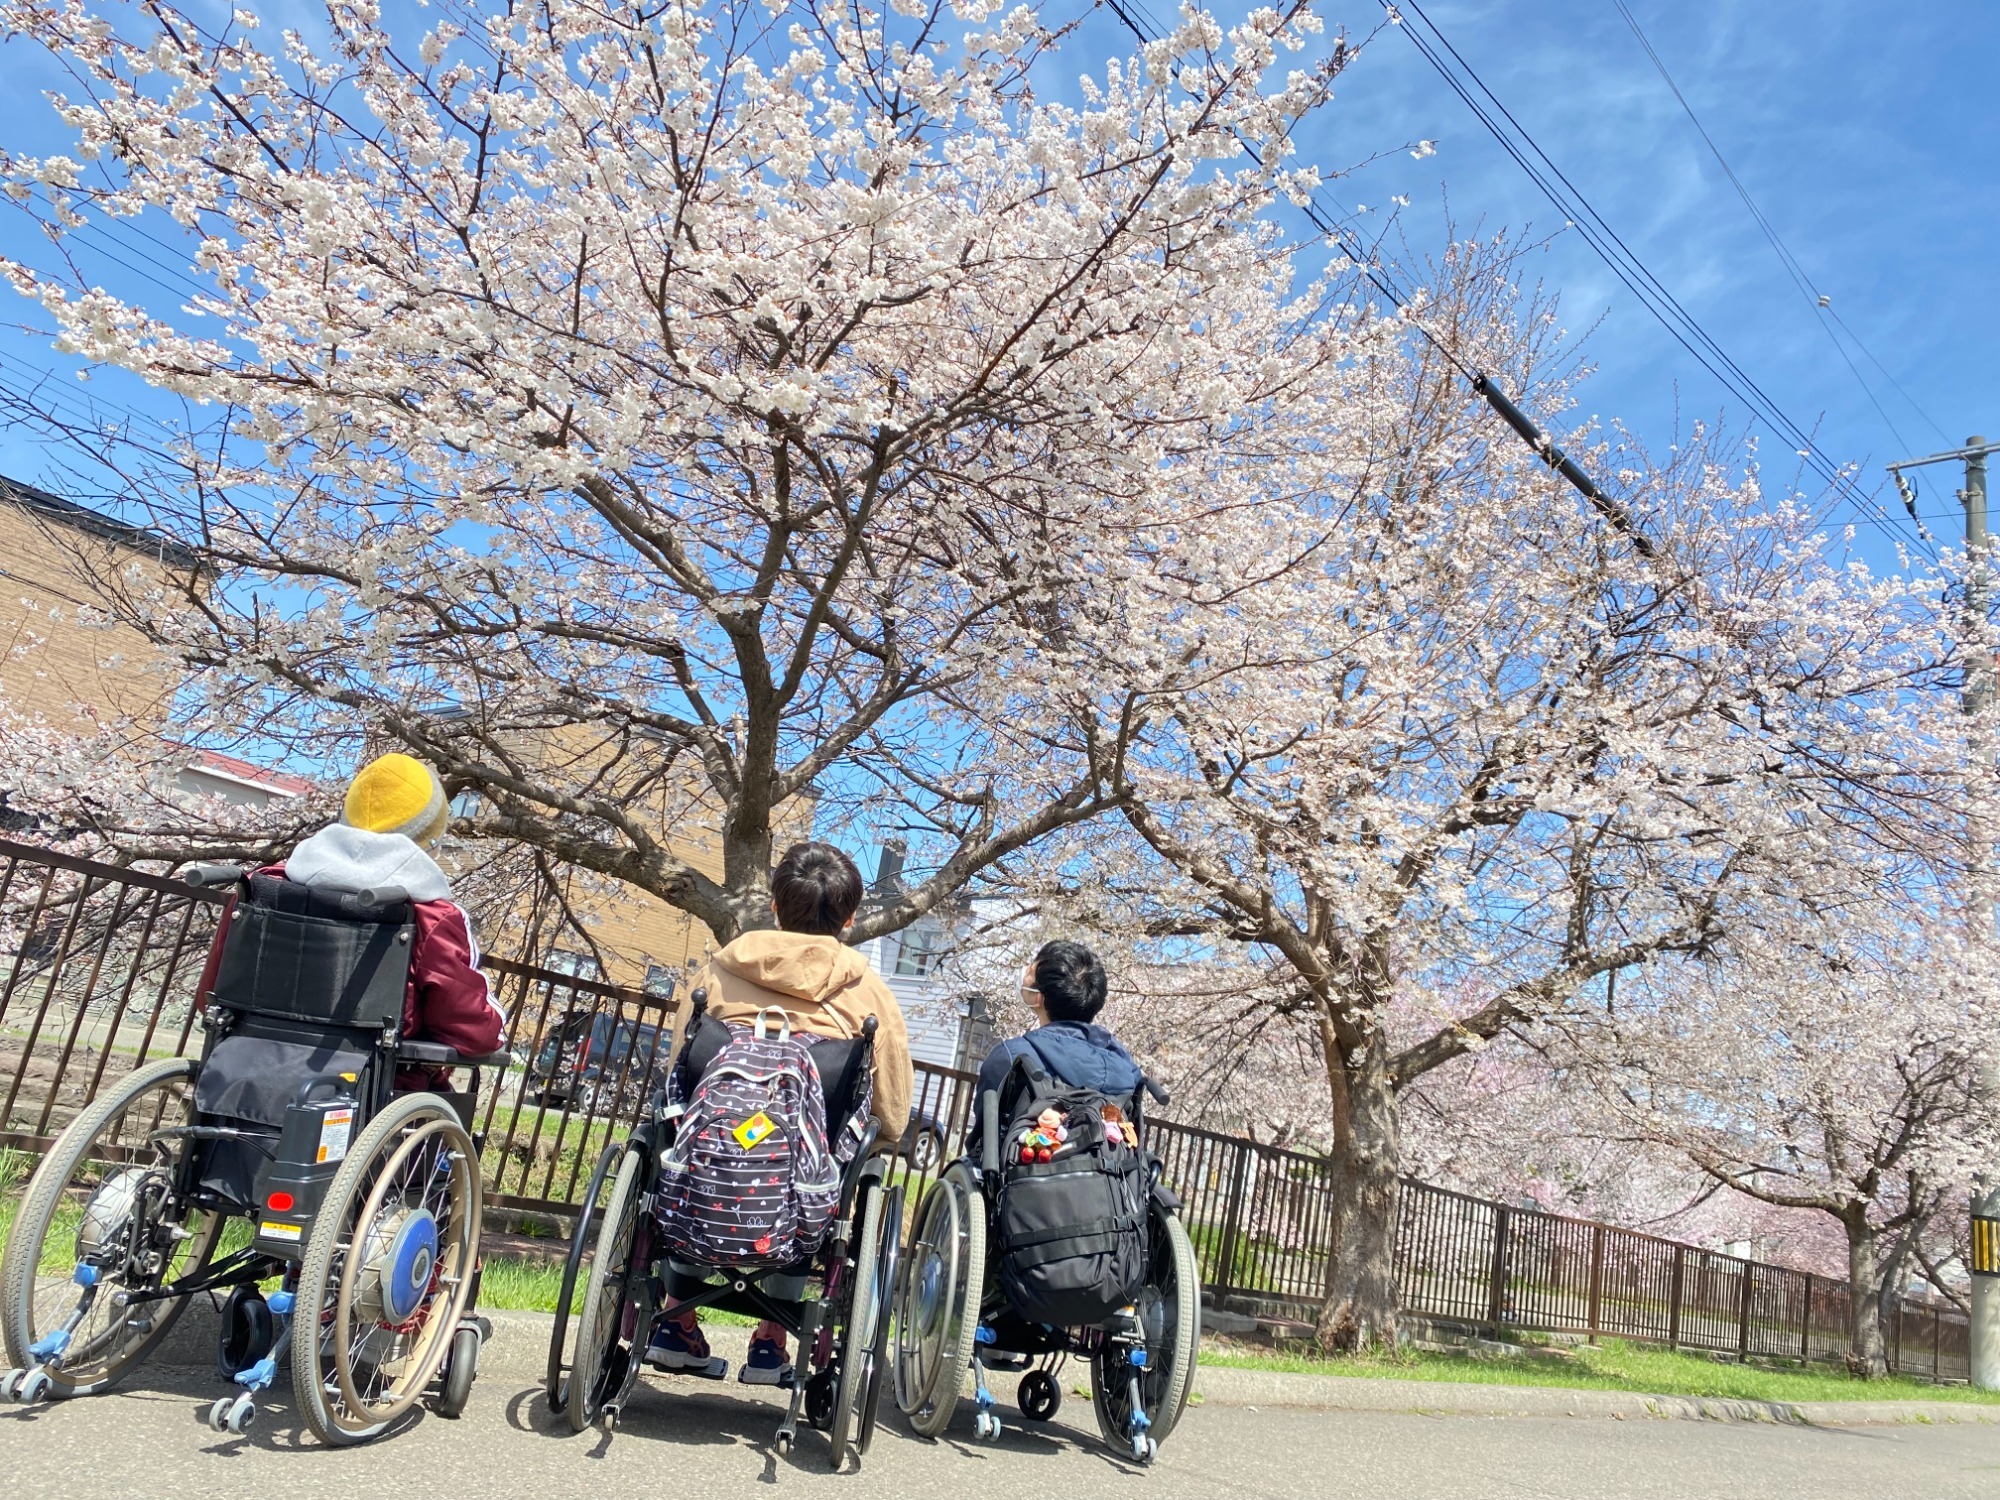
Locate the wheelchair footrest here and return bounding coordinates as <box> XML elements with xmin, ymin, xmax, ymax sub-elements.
<box><xmin>646</xmin><ymin>1350</ymin><xmax>730</xmax><ymax>1380</ymax></box>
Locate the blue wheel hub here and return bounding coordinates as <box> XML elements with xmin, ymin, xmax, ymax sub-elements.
<box><xmin>366</xmin><ymin>1209</ymin><xmax>439</xmax><ymax>1325</ymax></box>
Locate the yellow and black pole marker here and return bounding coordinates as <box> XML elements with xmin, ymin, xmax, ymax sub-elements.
<box><xmin>1975</xmin><ymin>1214</ymin><xmax>2000</xmax><ymax>1279</ymax></box>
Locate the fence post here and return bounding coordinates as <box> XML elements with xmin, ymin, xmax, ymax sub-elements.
<box><xmin>1667</xmin><ymin>1244</ymin><xmax>1685</xmax><ymax>1348</ymax></box>
<box><xmin>1736</xmin><ymin>1264</ymin><xmax>1752</xmax><ymax>1368</ymax></box>
<box><xmin>1487</xmin><ymin>1205</ymin><xmax>1512</xmax><ymax>1338</ymax></box>
<box><xmin>1934</xmin><ymin>1304</ymin><xmax>1941</xmax><ymax>1376</ymax></box>
<box><xmin>1801</xmin><ymin>1273</ymin><xmax>1814</xmax><ymax>1361</ymax></box>
<box><xmin>1214</xmin><ymin>1141</ymin><xmax>1252</xmax><ymax>1298</ymax></box>
<box><xmin>1586</xmin><ymin>1223</ymin><xmax>1605</xmax><ymax>1345</ymax></box>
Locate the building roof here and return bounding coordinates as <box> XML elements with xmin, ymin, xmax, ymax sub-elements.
<box><xmin>0</xmin><ymin>473</ymin><xmax>204</xmax><ymax>571</ymax></box>
<box><xmin>182</xmin><ymin>747</ymin><xmax>313</xmax><ymax>797</ymax></box>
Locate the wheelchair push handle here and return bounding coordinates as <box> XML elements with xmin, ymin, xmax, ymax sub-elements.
<box><xmin>980</xmin><ymin>1087</ymin><xmax>1000</xmax><ymax>1177</ymax></box>
<box><xmin>183</xmin><ymin>862</ymin><xmax>247</xmax><ymax>889</ymax></box>
<box><xmin>353</xmin><ymin>883</ymin><xmax>410</xmax><ymax>907</ymax></box>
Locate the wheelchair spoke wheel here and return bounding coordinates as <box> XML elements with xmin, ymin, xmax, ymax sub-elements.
<box><xmin>892</xmin><ymin>1162</ymin><xmax>982</xmax><ymax>1438</ymax></box>
<box><xmin>1091</xmin><ymin>1202</ymin><xmax>1200</xmax><ymax>1457</ymax></box>
<box><xmin>545</xmin><ymin>1139</ymin><xmax>622</xmax><ymax>1415</ymax></box>
<box><xmin>1</xmin><ymin>1057</ymin><xmax>222</xmax><ymax>1397</ymax></box>
<box><xmin>566</xmin><ymin>1143</ymin><xmax>651</xmax><ymax>1433</ymax></box>
<box><xmin>293</xmin><ymin>1092</ymin><xmax>481</xmax><ymax>1446</ymax></box>
<box><xmin>828</xmin><ymin>1177</ymin><xmax>898</xmax><ymax>1468</ymax></box>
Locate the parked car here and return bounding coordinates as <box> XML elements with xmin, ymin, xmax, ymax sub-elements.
<box><xmin>530</xmin><ymin>1012</ymin><xmax>668</xmax><ymax>1113</ymax></box>
<box><xmin>898</xmin><ymin>1107</ymin><xmax>951</xmax><ymax>1173</ymax></box>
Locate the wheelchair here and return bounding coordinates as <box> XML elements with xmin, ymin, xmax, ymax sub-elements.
<box><xmin>544</xmin><ymin>988</ymin><xmax>904</xmax><ymax>1469</ymax></box>
<box><xmin>890</xmin><ymin>1073</ymin><xmax>1200</xmax><ymax>1464</ymax></box>
<box><xmin>0</xmin><ymin>864</ymin><xmax>509</xmax><ymax>1444</ymax></box>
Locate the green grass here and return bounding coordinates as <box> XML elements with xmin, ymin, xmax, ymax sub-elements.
<box><xmin>1198</xmin><ymin>1337</ymin><xmax>2000</xmax><ymax>1405</ymax></box>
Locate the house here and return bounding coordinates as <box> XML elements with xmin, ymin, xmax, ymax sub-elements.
<box><xmin>0</xmin><ymin>473</ymin><xmax>197</xmax><ymax>732</ymax></box>
<box><xmin>851</xmin><ymin>845</ymin><xmax>1000</xmax><ymax>1073</ymax></box>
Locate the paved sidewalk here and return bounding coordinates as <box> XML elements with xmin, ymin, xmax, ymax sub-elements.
<box><xmin>6</xmin><ymin>1305</ymin><xmax>1998</xmax><ymax>1500</ymax></box>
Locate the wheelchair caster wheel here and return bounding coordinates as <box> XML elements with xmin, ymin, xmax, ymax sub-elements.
<box><xmin>1018</xmin><ymin>1369</ymin><xmax>1061</xmax><ymax>1421</ymax></box>
<box><xmin>0</xmin><ymin>1369</ymin><xmax>21</xmax><ymax>1402</ymax></box>
<box><xmin>774</xmin><ymin>1430</ymin><xmax>794</xmax><ymax>1457</ymax></box>
<box><xmin>1130</xmin><ymin>1433</ymin><xmax>1157</xmax><ymax>1464</ymax></box>
<box><xmin>206</xmin><ymin>1396</ymin><xmax>232</xmax><ymax>1431</ymax></box>
<box><xmin>11</xmin><ymin>1367</ymin><xmax>52</xmax><ymax>1405</ymax></box>
<box><xmin>973</xmin><ymin>1410</ymin><xmax>1003</xmax><ymax>1441</ymax></box>
<box><xmin>224</xmin><ymin>1394</ymin><xmax>257</xmax><ymax>1435</ymax></box>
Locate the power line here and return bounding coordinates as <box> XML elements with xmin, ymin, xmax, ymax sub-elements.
<box><xmin>1379</xmin><ymin>0</ymin><xmax>1935</xmax><ymax>564</ymax></box>
<box><xmin>1608</xmin><ymin>0</ymin><xmax>1950</xmax><ymax>451</ymax></box>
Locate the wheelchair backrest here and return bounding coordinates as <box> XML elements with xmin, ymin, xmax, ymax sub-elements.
<box><xmin>207</xmin><ymin>873</ymin><xmax>414</xmax><ymax>1035</ymax></box>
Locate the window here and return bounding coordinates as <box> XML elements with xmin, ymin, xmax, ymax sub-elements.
<box><xmin>548</xmin><ymin>949</ymin><xmax>602</xmax><ymax>981</ymax></box>
<box><xmin>893</xmin><ymin>926</ymin><xmax>942</xmax><ymax>979</ymax></box>
<box><xmin>643</xmin><ymin>964</ymin><xmax>678</xmax><ymax>1000</ymax></box>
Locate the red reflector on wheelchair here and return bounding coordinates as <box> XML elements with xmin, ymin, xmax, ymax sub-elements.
<box><xmin>267</xmin><ymin>1191</ymin><xmax>296</xmax><ymax>1212</ymax></box>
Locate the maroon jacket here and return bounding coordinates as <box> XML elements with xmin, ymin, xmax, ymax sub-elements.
<box><xmin>196</xmin><ymin>825</ymin><xmax>507</xmax><ymax>1086</ymax></box>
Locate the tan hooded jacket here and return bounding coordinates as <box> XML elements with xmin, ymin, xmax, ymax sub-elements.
<box><xmin>677</xmin><ymin>930</ymin><xmax>912</xmax><ymax>1146</ymax></box>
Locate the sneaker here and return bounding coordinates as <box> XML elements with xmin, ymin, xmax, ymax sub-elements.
<box><xmin>646</xmin><ymin>1317</ymin><xmax>727</xmax><ymax>1377</ymax></box>
<box><xmin>738</xmin><ymin>1335</ymin><xmax>794</xmax><ymax>1387</ymax></box>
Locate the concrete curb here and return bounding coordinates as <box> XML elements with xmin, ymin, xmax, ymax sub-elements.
<box><xmin>1187</xmin><ymin>1363</ymin><xmax>2000</xmax><ymax>1428</ymax></box>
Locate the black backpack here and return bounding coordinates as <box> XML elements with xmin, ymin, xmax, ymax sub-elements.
<box><xmin>989</xmin><ymin>1041</ymin><xmax>1150</xmax><ymax>1327</ymax></box>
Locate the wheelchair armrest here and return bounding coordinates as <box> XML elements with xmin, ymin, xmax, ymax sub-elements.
<box><xmin>395</xmin><ymin>1041</ymin><xmax>520</xmax><ymax>1070</ymax></box>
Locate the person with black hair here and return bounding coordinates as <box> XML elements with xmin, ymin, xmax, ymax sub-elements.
<box><xmin>975</xmin><ymin>939</ymin><xmax>1142</xmax><ymax>1104</ymax></box>
<box><xmin>648</xmin><ymin>840</ymin><xmax>911</xmax><ymax>1386</ymax></box>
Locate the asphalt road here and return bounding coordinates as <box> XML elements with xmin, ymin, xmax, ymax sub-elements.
<box><xmin>7</xmin><ymin>1308</ymin><xmax>1998</xmax><ymax>1500</ymax></box>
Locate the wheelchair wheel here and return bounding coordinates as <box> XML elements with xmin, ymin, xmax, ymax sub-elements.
<box><xmin>545</xmin><ymin>1139</ymin><xmax>622</xmax><ymax>1415</ymax></box>
<box><xmin>1091</xmin><ymin>1202</ymin><xmax>1200</xmax><ymax>1457</ymax></box>
<box><xmin>565</xmin><ymin>1143</ymin><xmax>653</xmax><ymax>1433</ymax></box>
<box><xmin>292</xmin><ymin>1092</ymin><xmax>482</xmax><ymax>1446</ymax></box>
<box><xmin>1</xmin><ymin>1057</ymin><xmax>223</xmax><ymax>1397</ymax></box>
<box><xmin>828</xmin><ymin>1177</ymin><xmax>901</xmax><ymax>1468</ymax></box>
<box><xmin>892</xmin><ymin>1162</ymin><xmax>983</xmax><ymax>1438</ymax></box>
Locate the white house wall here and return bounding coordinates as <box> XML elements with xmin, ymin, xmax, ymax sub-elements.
<box><xmin>856</xmin><ymin>934</ymin><xmax>963</xmax><ymax>1070</ymax></box>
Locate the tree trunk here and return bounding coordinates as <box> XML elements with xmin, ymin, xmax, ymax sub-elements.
<box><xmin>1314</xmin><ymin>1027</ymin><xmax>1403</xmax><ymax>1352</ymax></box>
<box><xmin>1843</xmin><ymin>1216</ymin><xmax>1888</xmax><ymax>1378</ymax></box>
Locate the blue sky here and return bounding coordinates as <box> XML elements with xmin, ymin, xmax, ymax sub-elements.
<box><xmin>1303</xmin><ymin>0</ymin><xmax>1999</xmax><ymax>575</ymax></box>
<box><xmin>0</xmin><ymin>0</ymin><xmax>1992</xmax><ymax>583</ymax></box>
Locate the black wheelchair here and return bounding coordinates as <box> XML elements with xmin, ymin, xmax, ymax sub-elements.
<box><xmin>544</xmin><ymin>988</ymin><xmax>904</xmax><ymax>1469</ymax></box>
<box><xmin>890</xmin><ymin>1074</ymin><xmax>1200</xmax><ymax>1464</ymax></box>
<box><xmin>0</xmin><ymin>864</ymin><xmax>509</xmax><ymax>1444</ymax></box>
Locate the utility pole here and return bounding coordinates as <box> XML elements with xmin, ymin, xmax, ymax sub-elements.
<box><xmin>1970</xmin><ymin>436</ymin><xmax>2000</xmax><ymax>1393</ymax></box>
<box><xmin>1889</xmin><ymin>436</ymin><xmax>2000</xmax><ymax>1388</ymax></box>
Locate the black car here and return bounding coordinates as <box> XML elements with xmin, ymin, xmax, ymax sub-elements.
<box><xmin>529</xmin><ymin>1012</ymin><xmax>668</xmax><ymax>1112</ymax></box>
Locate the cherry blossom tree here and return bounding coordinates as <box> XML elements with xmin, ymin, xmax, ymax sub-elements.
<box><xmin>0</xmin><ymin>0</ymin><xmax>1354</xmax><ymax>942</ymax></box>
<box><xmin>1012</xmin><ymin>238</ymin><xmax>1980</xmax><ymax>1346</ymax></box>
<box><xmin>1550</xmin><ymin>878</ymin><xmax>1996</xmax><ymax>1376</ymax></box>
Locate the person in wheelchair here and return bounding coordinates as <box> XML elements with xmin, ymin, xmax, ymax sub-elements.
<box><xmin>892</xmin><ymin>939</ymin><xmax>1201</xmax><ymax>1464</ymax></box>
<box><xmin>973</xmin><ymin>940</ymin><xmax>1138</xmax><ymax>1129</ymax></box>
<box><xmin>648</xmin><ymin>840</ymin><xmax>911</xmax><ymax>1386</ymax></box>
<box><xmin>0</xmin><ymin>752</ymin><xmax>508</xmax><ymax>1443</ymax></box>
<box><xmin>261</xmin><ymin>751</ymin><xmax>507</xmax><ymax>1084</ymax></box>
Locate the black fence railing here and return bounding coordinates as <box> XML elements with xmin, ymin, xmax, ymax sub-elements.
<box><xmin>0</xmin><ymin>836</ymin><xmax>1969</xmax><ymax>1381</ymax></box>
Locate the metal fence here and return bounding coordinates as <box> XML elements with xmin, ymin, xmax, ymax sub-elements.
<box><xmin>0</xmin><ymin>836</ymin><xmax>1971</xmax><ymax>1381</ymax></box>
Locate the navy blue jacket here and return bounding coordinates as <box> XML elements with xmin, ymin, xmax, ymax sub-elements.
<box><xmin>975</xmin><ymin>1020</ymin><xmax>1143</xmax><ymax>1106</ymax></box>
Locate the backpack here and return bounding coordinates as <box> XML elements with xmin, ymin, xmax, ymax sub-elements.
<box><xmin>654</xmin><ymin>1009</ymin><xmax>847</xmax><ymax>1270</ymax></box>
<box><xmin>991</xmin><ymin>1041</ymin><xmax>1151</xmax><ymax>1327</ymax></box>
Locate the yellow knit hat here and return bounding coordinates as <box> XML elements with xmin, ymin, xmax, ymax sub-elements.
<box><xmin>343</xmin><ymin>753</ymin><xmax>449</xmax><ymax>845</ymax></box>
